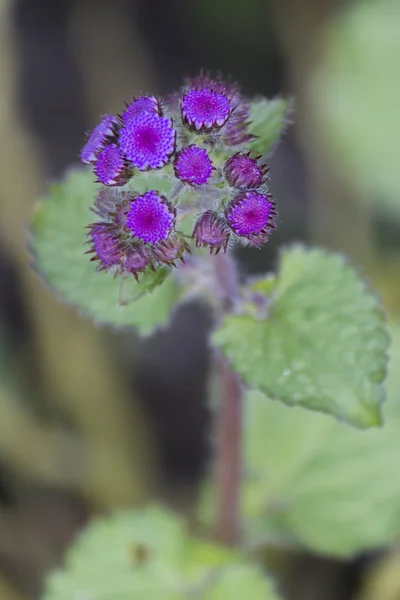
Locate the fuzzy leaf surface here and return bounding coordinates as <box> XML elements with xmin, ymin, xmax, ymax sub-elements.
<box><xmin>214</xmin><ymin>246</ymin><xmax>389</xmax><ymax>428</ymax></box>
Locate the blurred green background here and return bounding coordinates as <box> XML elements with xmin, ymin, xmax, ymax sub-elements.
<box><xmin>0</xmin><ymin>0</ymin><xmax>400</xmax><ymax>598</ymax></box>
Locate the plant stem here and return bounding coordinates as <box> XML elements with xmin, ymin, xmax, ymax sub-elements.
<box><xmin>215</xmin><ymin>353</ymin><xmax>243</xmax><ymax>546</ymax></box>
<box><xmin>212</xmin><ymin>252</ymin><xmax>243</xmax><ymax>546</ymax></box>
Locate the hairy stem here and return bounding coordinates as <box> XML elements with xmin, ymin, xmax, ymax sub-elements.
<box><xmin>212</xmin><ymin>252</ymin><xmax>243</xmax><ymax>546</ymax></box>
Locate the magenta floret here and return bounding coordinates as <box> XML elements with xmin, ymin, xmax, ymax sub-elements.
<box><xmin>181</xmin><ymin>88</ymin><xmax>232</xmax><ymax>131</ymax></box>
<box><xmin>126</xmin><ymin>190</ymin><xmax>176</xmax><ymax>244</ymax></box>
<box><xmin>95</xmin><ymin>143</ymin><xmax>131</xmax><ymax>186</ymax></box>
<box><xmin>174</xmin><ymin>145</ymin><xmax>215</xmax><ymax>186</ymax></box>
<box><xmin>225</xmin><ymin>191</ymin><xmax>277</xmax><ymax>247</ymax></box>
<box><xmin>184</xmin><ymin>72</ymin><xmax>255</xmax><ymax>146</ymax></box>
<box><xmin>120</xmin><ymin>112</ymin><xmax>176</xmax><ymax>170</ymax></box>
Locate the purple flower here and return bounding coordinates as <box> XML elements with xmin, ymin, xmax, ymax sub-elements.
<box><xmin>224</xmin><ymin>152</ymin><xmax>269</xmax><ymax>189</ymax></box>
<box><xmin>95</xmin><ymin>143</ymin><xmax>131</xmax><ymax>186</ymax></box>
<box><xmin>184</xmin><ymin>72</ymin><xmax>255</xmax><ymax>146</ymax></box>
<box><xmin>151</xmin><ymin>234</ymin><xmax>190</xmax><ymax>266</ymax></box>
<box><xmin>193</xmin><ymin>210</ymin><xmax>230</xmax><ymax>254</ymax></box>
<box><xmin>80</xmin><ymin>115</ymin><xmax>118</xmax><ymax>165</ymax></box>
<box><xmin>122</xmin><ymin>96</ymin><xmax>161</xmax><ymax>124</ymax></box>
<box><xmin>87</xmin><ymin>223</ymin><xmax>123</xmax><ymax>270</ymax></box>
<box><xmin>225</xmin><ymin>191</ymin><xmax>277</xmax><ymax>247</ymax></box>
<box><xmin>181</xmin><ymin>88</ymin><xmax>232</xmax><ymax>131</ymax></box>
<box><xmin>126</xmin><ymin>190</ymin><xmax>176</xmax><ymax>244</ymax></box>
<box><xmin>119</xmin><ymin>112</ymin><xmax>176</xmax><ymax>171</ymax></box>
<box><xmin>87</xmin><ymin>221</ymin><xmax>153</xmax><ymax>280</ymax></box>
<box><xmin>174</xmin><ymin>145</ymin><xmax>215</xmax><ymax>186</ymax></box>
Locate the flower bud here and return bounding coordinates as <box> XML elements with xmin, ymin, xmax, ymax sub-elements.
<box><xmin>87</xmin><ymin>223</ymin><xmax>123</xmax><ymax>271</ymax></box>
<box><xmin>193</xmin><ymin>211</ymin><xmax>230</xmax><ymax>254</ymax></box>
<box><xmin>174</xmin><ymin>145</ymin><xmax>215</xmax><ymax>186</ymax></box>
<box><xmin>122</xmin><ymin>96</ymin><xmax>162</xmax><ymax>124</ymax></box>
<box><xmin>152</xmin><ymin>234</ymin><xmax>190</xmax><ymax>267</ymax></box>
<box><xmin>95</xmin><ymin>143</ymin><xmax>132</xmax><ymax>186</ymax></box>
<box><xmin>181</xmin><ymin>88</ymin><xmax>232</xmax><ymax>132</ymax></box>
<box><xmin>225</xmin><ymin>191</ymin><xmax>277</xmax><ymax>248</ymax></box>
<box><xmin>125</xmin><ymin>191</ymin><xmax>176</xmax><ymax>245</ymax></box>
<box><xmin>224</xmin><ymin>152</ymin><xmax>269</xmax><ymax>189</ymax></box>
<box><xmin>119</xmin><ymin>112</ymin><xmax>176</xmax><ymax>171</ymax></box>
<box><xmin>123</xmin><ymin>244</ymin><xmax>152</xmax><ymax>281</ymax></box>
<box><xmin>80</xmin><ymin>115</ymin><xmax>118</xmax><ymax>165</ymax></box>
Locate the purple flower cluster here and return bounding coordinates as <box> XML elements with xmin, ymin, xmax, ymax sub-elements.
<box><xmin>87</xmin><ymin>189</ymin><xmax>188</xmax><ymax>280</ymax></box>
<box><xmin>81</xmin><ymin>71</ymin><xmax>278</xmax><ymax>278</ymax></box>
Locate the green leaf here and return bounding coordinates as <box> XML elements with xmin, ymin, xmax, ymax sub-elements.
<box><xmin>243</xmin><ymin>321</ymin><xmax>400</xmax><ymax>557</ymax></box>
<box><xmin>42</xmin><ymin>505</ymin><xmax>280</xmax><ymax>600</ymax></box>
<box><xmin>248</xmin><ymin>98</ymin><xmax>291</xmax><ymax>155</ymax></box>
<box><xmin>312</xmin><ymin>0</ymin><xmax>400</xmax><ymax>216</ymax></box>
<box><xmin>213</xmin><ymin>245</ymin><xmax>389</xmax><ymax>428</ymax></box>
<box><xmin>30</xmin><ymin>169</ymin><xmax>181</xmax><ymax>334</ymax></box>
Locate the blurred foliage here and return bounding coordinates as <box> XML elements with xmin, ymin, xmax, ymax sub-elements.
<box><xmin>43</xmin><ymin>505</ymin><xmax>281</xmax><ymax>600</ymax></box>
<box><xmin>313</xmin><ymin>0</ymin><xmax>400</xmax><ymax>218</ymax></box>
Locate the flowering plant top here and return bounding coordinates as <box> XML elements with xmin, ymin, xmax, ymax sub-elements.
<box><xmin>80</xmin><ymin>71</ymin><xmax>278</xmax><ymax>280</ymax></box>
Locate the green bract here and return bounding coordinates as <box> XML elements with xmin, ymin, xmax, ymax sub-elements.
<box><xmin>43</xmin><ymin>506</ymin><xmax>281</xmax><ymax>600</ymax></box>
<box><xmin>30</xmin><ymin>169</ymin><xmax>181</xmax><ymax>335</ymax></box>
<box><xmin>214</xmin><ymin>246</ymin><xmax>389</xmax><ymax>428</ymax></box>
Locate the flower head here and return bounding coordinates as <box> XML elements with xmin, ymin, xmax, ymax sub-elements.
<box><xmin>225</xmin><ymin>191</ymin><xmax>277</xmax><ymax>247</ymax></box>
<box><xmin>120</xmin><ymin>112</ymin><xmax>176</xmax><ymax>170</ymax></box>
<box><xmin>193</xmin><ymin>211</ymin><xmax>230</xmax><ymax>253</ymax></box>
<box><xmin>181</xmin><ymin>88</ymin><xmax>232</xmax><ymax>131</ymax></box>
<box><xmin>224</xmin><ymin>152</ymin><xmax>269</xmax><ymax>189</ymax></box>
<box><xmin>122</xmin><ymin>96</ymin><xmax>161</xmax><ymax>124</ymax></box>
<box><xmin>87</xmin><ymin>222</ymin><xmax>123</xmax><ymax>270</ymax></box>
<box><xmin>174</xmin><ymin>145</ymin><xmax>215</xmax><ymax>186</ymax></box>
<box><xmin>80</xmin><ymin>115</ymin><xmax>118</xmax><ymax>164</ymax></box>
<box><xmin>95</xmin><ymin>143</ymin><xmax>131</xmax><ymax>186</ymax></box>
<box><xmin>151</xmin><ymin>234</ymin><xmax>190</xmax><ymax>266</ymax></box>
<box><xmin>126</xmin><ymin>190</ymin><xmax>176</xmax><ymax>244</ymax></box>
<box><xmin>184</xmin><ymin>71</ymin><xmax>255</xmax><ymax>146</ymax></box>
<box><xmin>82</xmin><ymin>70</ymin><xmax>281</xmax><ymax>280</ymax></box>
<box><xmin>123</xmin><ymin>244</ymin><xmax>152</xmax><ymax>280</ymax></box>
